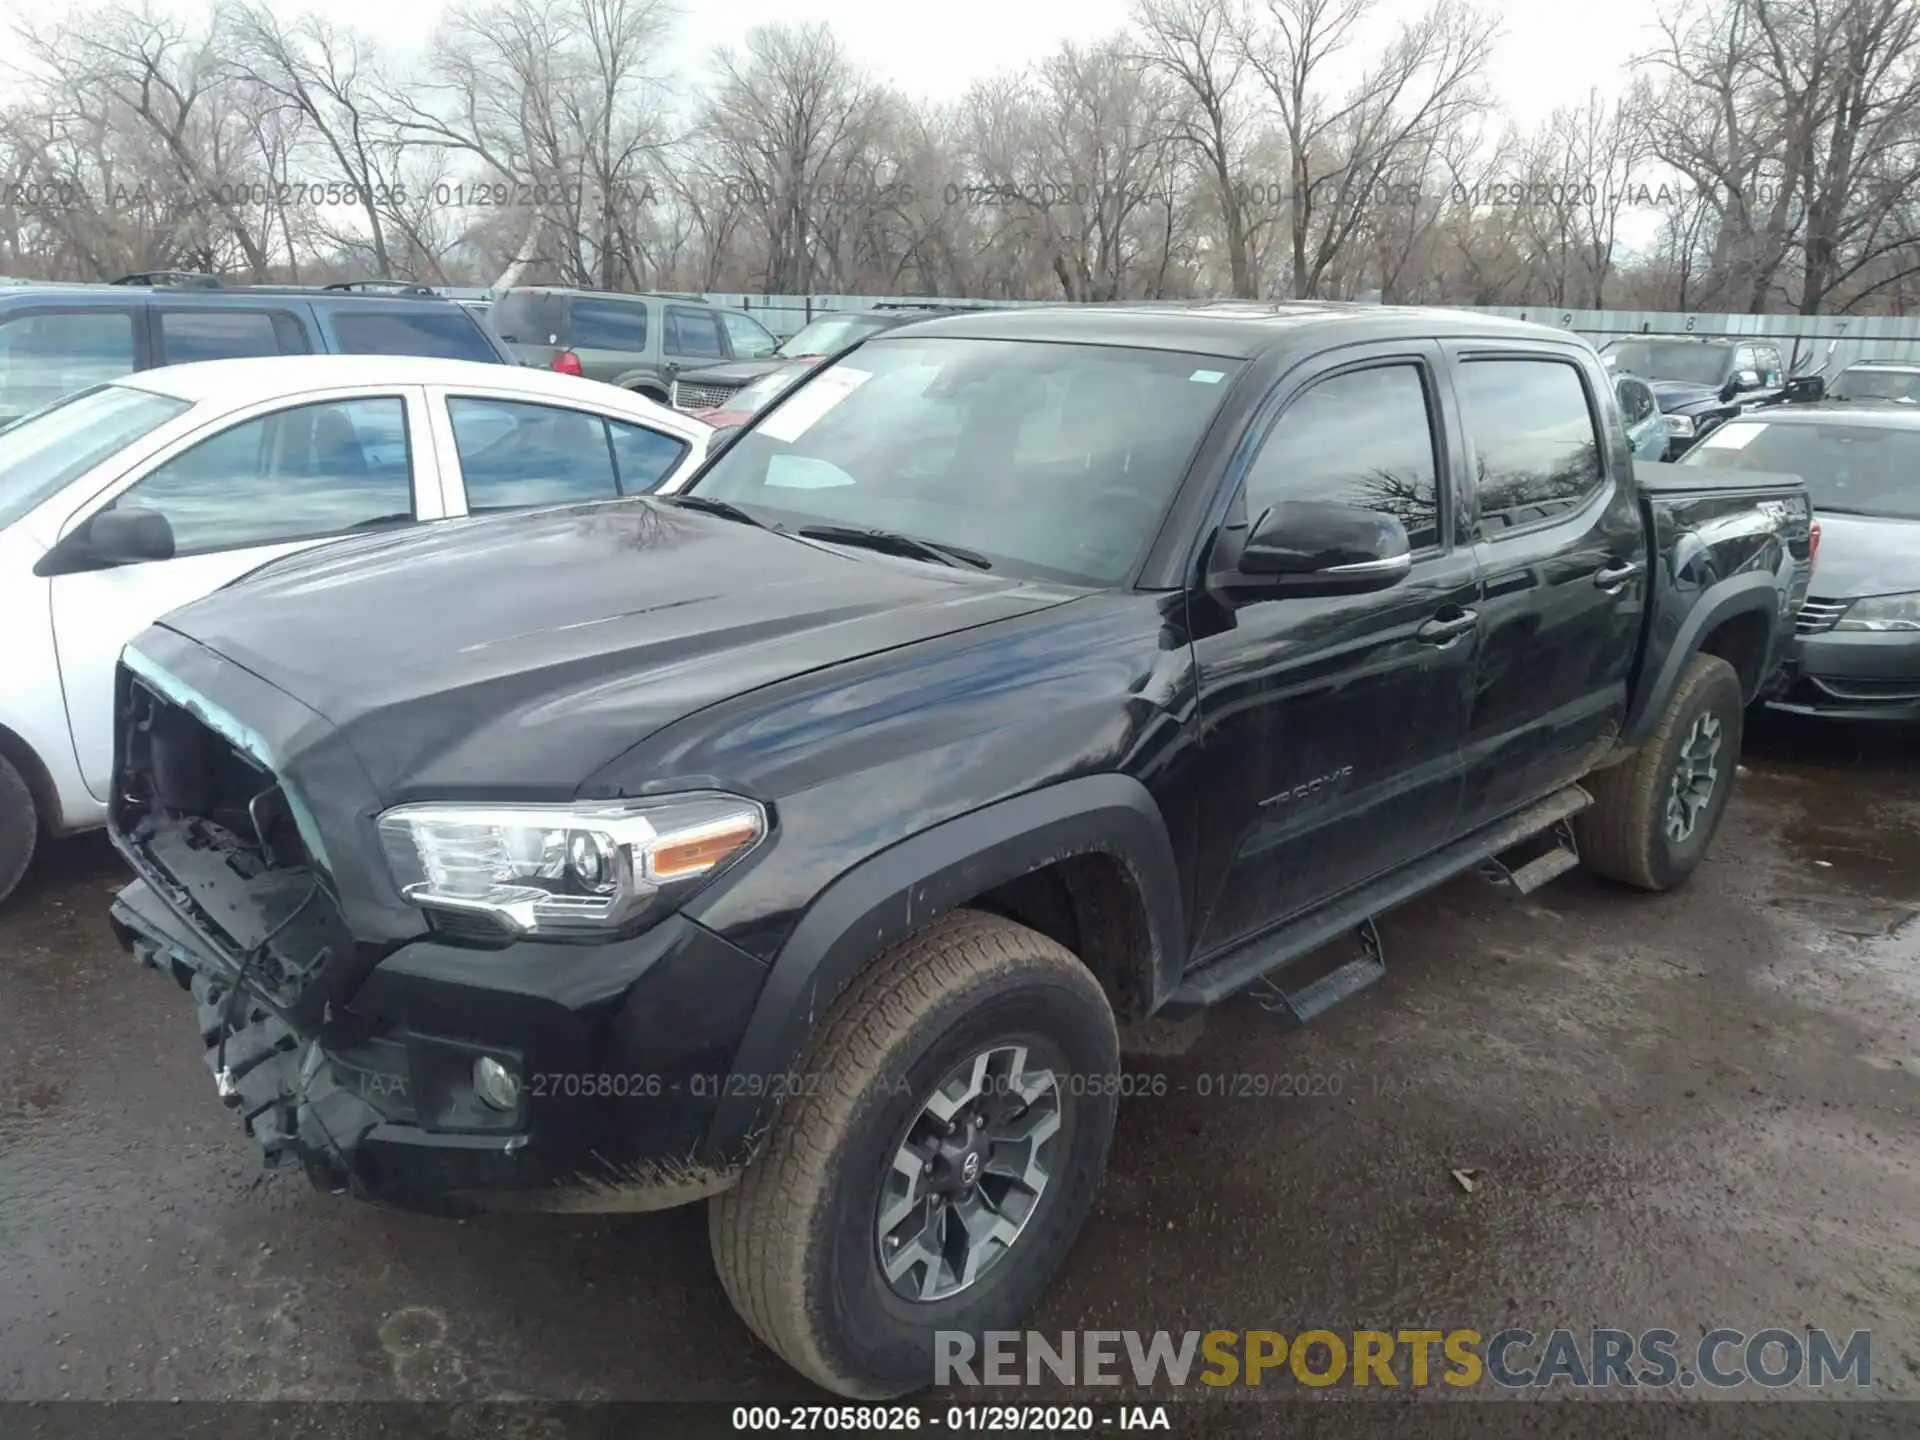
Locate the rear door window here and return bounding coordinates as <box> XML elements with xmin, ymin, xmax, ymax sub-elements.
<box><xmin>329</xmin><ymin>308</ymin><xmax>501</xmax><ymax>362</ymax></box>
<box><xmin>570</xmin><ymin>298</ymin><xmax>648</xmax><ymax>352</ymax></box>
<box><xmin>607</xmin><ymin>419</ymin><xmax>689</xmax><ymax>493</ymax></box>
<box><xmin>447</xmin><ymin>396</ymin><xmax>621</xmax><ymax>510</ymax></box>
<box><xmin>157</xmin><ymin>309</ymin><xmax>310</xmax><ymax>363</ymax></box>
<box><xmin>0</xmin><ymin>307</ymin><xmax>141</xmax><ymax>426</ymax></box>
<box><xmin>1456</xmin><ymin>359</ymin><xmax>1606</xmax><ymax>533</ymax></box>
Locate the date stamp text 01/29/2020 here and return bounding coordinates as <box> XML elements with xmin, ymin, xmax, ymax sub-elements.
<box><xmin>350</xmin><ymin>1068</ymin><xmax>1373</xmax><ymax>1103</ymax></box>
<box><xmin>729</xmin><ymin>1405</ymin><xmax>1174</xmax><ymax>1432</ymax></box>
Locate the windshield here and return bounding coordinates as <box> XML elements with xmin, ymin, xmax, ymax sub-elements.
<box><xmin>1681</xmin><ymin>419</ymin><xmax>1920</xmax><ymax>520</ymax></box>
<box><xmin>728</xmin><ymin>365</ymin><xmax>810</xmax><ymax>414</ymax></box>
<box><xmin>777</xmin><ymin>315</ymin><xmax>891</xmax><ymax>358</ymax></box>
<box><xmin>1602</xmin><ymin>341</ymin><xmax>1732</xmax><ymax>387</ymax></box>
<box><xmin>0</xmin><ymin>383</ymin><xmax>192</xmax><ymax>532</ymax></box>
<box><xmin>688</xmin><ymin>337</ymin><xmax>1243</xmax><ymax>585</ymax></box>
<box><xmin>1829</xmin><ymin>368</ymin><xmax>1920</xmax><ymax>404</ymax></box>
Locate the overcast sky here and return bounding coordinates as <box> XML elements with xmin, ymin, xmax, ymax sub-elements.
<box><xmin>21</xmin><ymin>0</ymin><xmax>1665</xmax><ymax>131</ymax></box>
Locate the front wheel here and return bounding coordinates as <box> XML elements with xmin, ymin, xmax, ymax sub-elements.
<box><xmin>1576</xmin><ymin>653</ymin><xmax>1744</xmax><ymax>891</ymax></box>
<box><xmin>0</xmin><ymin>753</ymin><xmax>38</xmax><ymax>907</ymax></box>
<box><xmin>709</xmin><ymin>909</ymin><xmax>1119</xmax><ymax>1398</ymax></box>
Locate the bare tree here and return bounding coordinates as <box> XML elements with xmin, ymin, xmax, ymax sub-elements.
<box><xmin>1133</xmin><ymin>0</ymin><xmax>1271</xmax><ymax>296</ymax></box>
<box><xmin>700</xmin><ymin>23</ymin><xmax>892</xmax><ymax>294</ymax></box>
<box><xmin>1237</xmin><ymin>0</ymin><xmax>1499</xmax><ymax>297</ymax></box>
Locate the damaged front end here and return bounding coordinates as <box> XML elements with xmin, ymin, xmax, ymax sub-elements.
<box><xmin>107</xmin><ymin>642</ymin><xmax>769</xmax><ymax>1217</ymax></box>
<box><xmin>107</xmin><ymin>656</ymin><xmax>445</xmax><ymax>1204</ymax></box>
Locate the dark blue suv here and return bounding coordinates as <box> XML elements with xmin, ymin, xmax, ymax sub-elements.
<box><xmin>0</xmin><ymin>273</ymin><xmax>511</xmax><ymax>427</ymax></box>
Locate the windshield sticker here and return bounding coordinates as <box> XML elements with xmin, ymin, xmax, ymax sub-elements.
<box><xmin>1190</xmin><ymin>369</ymin><xmax>1226</xmax><ymax>384</ymax></box>
<box><xmin>766</xmin><ymin>456</ymin><xmax>857</xmax><ymax>489</ymax></box>
<box><xmin>755</xmin><ymin>367</ymin><xmax>872</xmax><ymax>443</ymax></box>
<box><xmin>1700</xmin><ymin>423</ymin><xmax>1763</xmax><ymax>450</ymax></box>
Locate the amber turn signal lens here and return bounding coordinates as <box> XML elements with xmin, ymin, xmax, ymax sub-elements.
<box><xmin>647</xmin><ymin>814</ymin><xmax>763</xmax><ymax>881</ymax></box>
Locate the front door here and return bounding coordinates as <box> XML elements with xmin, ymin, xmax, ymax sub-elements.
<box><xmin>1446</xmin><ymin>348</ymin><xmax>1648</xmax><ymax>826</ymax></box>
<box><xmin>48</xmin><ymin>390</ymin><xmax>439</xmax><ymax>798</ymax></box>
<box><xmin>1188</xmin><ymin>344</ymin><xmax>1481</xmax><ymax>959</ymax></box>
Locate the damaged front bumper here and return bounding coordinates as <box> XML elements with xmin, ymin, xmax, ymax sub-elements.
<box><xmin>112</xmin><ymin>867</ymin><xmax>771</xmax><ymax>1217</ymax></box>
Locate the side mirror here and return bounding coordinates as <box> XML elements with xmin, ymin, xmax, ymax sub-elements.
<box><xmin>88</xmin><ymin>506</ymin><xmax>175</xmax><ymax>565</ymax></box>
<box><xmin>34</xmin><ymin>505</ymin><xmax>176</xmax><ymax>576</ymax></box>
<box><xmin>1782</xmin><ymin>375</ymin><xmax>1826</xmax><ymax>403</ymax></box>
<box><xmin>1220</xmin><ymin>500</ymin><xmax>1412</xmax><ymax>600</ymax></box>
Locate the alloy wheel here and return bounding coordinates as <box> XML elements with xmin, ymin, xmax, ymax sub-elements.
<box><xmin>874</xmin><ymin>1044</ymin><xmax>1063</xmax><ymax>1302</ymax></box>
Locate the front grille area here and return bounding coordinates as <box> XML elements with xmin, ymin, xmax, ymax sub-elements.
<box><xmin>1796</xmin><ymin>597</ymin><xmax>1851</xmax><ymax>635</ymax></box>
<box><xmin>116</xmin><ymin>672</ymin><xmax>350</xmax><ymax>1019</ymax></box>
<box><xmin>671</xmin><ymin>379</ymin><xmax>742</xmax><ymax>411</ymax></box>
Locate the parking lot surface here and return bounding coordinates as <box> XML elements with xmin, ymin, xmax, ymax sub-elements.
<box><xmin>1</xmin><ymin>716</ymin><xmax>1915</xmax><ymax>1411</ymax></box>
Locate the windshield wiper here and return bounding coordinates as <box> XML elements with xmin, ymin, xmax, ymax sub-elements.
<box><xmin>664</xmin><ymin>494</ymin><xmax>768</xmax><ymax>529</ymax></box>
<box><xmin>795</xmin><ymin>523</ymin><xmax>993</xmax><ymax>570</ymax></box>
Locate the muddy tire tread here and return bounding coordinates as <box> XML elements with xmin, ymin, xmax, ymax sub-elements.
<box><xmin>1577</xmin><ymin>653</ymin><xmax>1742</xmax><ymax>890</ymax></box>
<box><xmin>709</xmin><ymin>908</ymin><xmax>1109</xmax><ymax>1397</ymax></box>
<box><xmin>0</xmin><ymin>753</ymin><xmax>38</xmax><ymax>908</ymax></box>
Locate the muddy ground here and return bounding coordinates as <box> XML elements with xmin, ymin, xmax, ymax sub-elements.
<box><xmin>1</xmin><ymin>713</ymin><xmax>1915</xmax><ymax>1422</ymax></box>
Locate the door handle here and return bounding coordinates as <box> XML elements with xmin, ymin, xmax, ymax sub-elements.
<box><xmin>1594</xmin><ymin>560</ymin><xmax>1643</xmax><ymax>593</ymax></box>
<box><xmin>1417</xmin><ymin>609</ymin><xmax>1478</xmax><ymax>646</ymax></box>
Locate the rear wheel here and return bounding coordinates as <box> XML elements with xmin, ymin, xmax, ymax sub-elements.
<box><xmin>1577</xmin><ymin>653</ymin><xmax>1744</xmax><ymax>891</ymax></box>
<box><xmin>709</xmin><ymin>909</ymin><xmax>1119</xmax><ymax>1398</ymax></box>
<box><xmin>0</xmin><ymin>753</ymin><xmax>39</xmax><ymax>907</ymax></box>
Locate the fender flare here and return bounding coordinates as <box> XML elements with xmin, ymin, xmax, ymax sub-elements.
<box><xmin>701</xmin><ymin>772</ymin><xmax>1185</xmax><ymax>1161</ymax></box>
<box><xmin>1623</xmin><ymin>572</ymin><xmax>1782</xmax><ymax>744</ymax></box>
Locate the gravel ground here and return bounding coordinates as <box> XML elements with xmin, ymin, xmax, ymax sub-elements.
<box><xmin>1</xmin><ymin>712</ymin><xmax>1914</xmax><ymax>1430</ymax></box>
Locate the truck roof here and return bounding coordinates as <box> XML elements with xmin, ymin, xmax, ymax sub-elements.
<box><xmin>877</xmin><ymin>301</ymin><xmax>1573</xmax><ymax>360</ymax></box>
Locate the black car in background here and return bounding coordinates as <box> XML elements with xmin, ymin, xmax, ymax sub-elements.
<box><xmin>668</xmin><ymin>303</ymin><xmax>983</xmax><ymax>412</ymax></box>
<box><xmin>1600</xmin><ymin>336</ymin><xmax>1787</xmax><ymax>457</ymax></box>
<box><xmin>0</xmin><ymin>273</ymin><xmax>511</xmax><ymax>427</ymax></box>
<box><xmin>1682</xmin><ymin>404</ymin><xmax>1920</xmax><ymax>722</ymax></box>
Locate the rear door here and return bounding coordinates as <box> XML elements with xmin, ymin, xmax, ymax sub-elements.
<box><xmin>567</xmin><ymin>297</ymin><xmax>654</xmax><ymax>389</ymax></box>
<box><xmin>46</xmin><ymin>388</ymin><xmax>443</xmax><ymax>797</ymax></box>
<box><xmin>1189</xmin><ymin>342</ymin><xmax>1482</xmax><ymax>955</ymax></box>
<box><xmin>1446</xmin><ymin>345</ymin><xmax>1648</xmax><ymax>827</ymax></box>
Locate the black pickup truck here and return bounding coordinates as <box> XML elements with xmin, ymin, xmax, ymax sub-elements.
<box><xmin>107</xmin><ymin>303</ymin><xmax>1812</xmax><ymax>1399</ymax></box>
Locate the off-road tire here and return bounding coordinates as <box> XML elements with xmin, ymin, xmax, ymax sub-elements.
<box><xmin>0</xmin><ymin>753</ymin><xmax>38</xmax><ymax>908</ymax></box>
<box><xmin>709</xmin><ymin>908</ymin><xmax>1120</xmax><ymax>1398</ymax></box>
<box><xmin>1576</xmin><ymin>653</ymin><xmax>1744</xmax><ymax>891</ymax></box>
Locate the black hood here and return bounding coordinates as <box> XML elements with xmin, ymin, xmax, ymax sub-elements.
<box><xmin>153</xmin><ymin>501</ymin><xmax>1073</xmax><ymax>801</ymax></box>
<box><xmin>1806</xmin><ymin>512</ymin><xmax>1920</xmax><ymax>599</ymax></box>
<box><xmin>1647</xmin><ymin>379</ymin><xmax>1726</xmax><ymax>413</ymax></box>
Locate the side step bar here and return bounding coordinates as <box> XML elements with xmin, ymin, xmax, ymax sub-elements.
<box><xmin>1163</xmin><ymin>785</ymin><xmax>1592</xmax><ymax>1017</ymax></box>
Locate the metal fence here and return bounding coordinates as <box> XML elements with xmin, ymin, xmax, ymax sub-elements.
<box><xmin>440</xmin><ymin>287</ymin><xmax>1920</xmax><ymax>375</ymax></box>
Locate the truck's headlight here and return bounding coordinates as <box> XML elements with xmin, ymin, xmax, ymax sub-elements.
<box><xmin>1834</xmin><ymin>591</ymin><xmax>1920</xmax><ymax>633</ymax></box>
<box><xmin>376</xmin><ymin>793</ymin><xmax>767</xmax><ymax>936</ymax></box>
<box><xmin>1665</xmin><ymin>414</ymin><xmax>1696</xmax><ymax>438</ymax></box>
